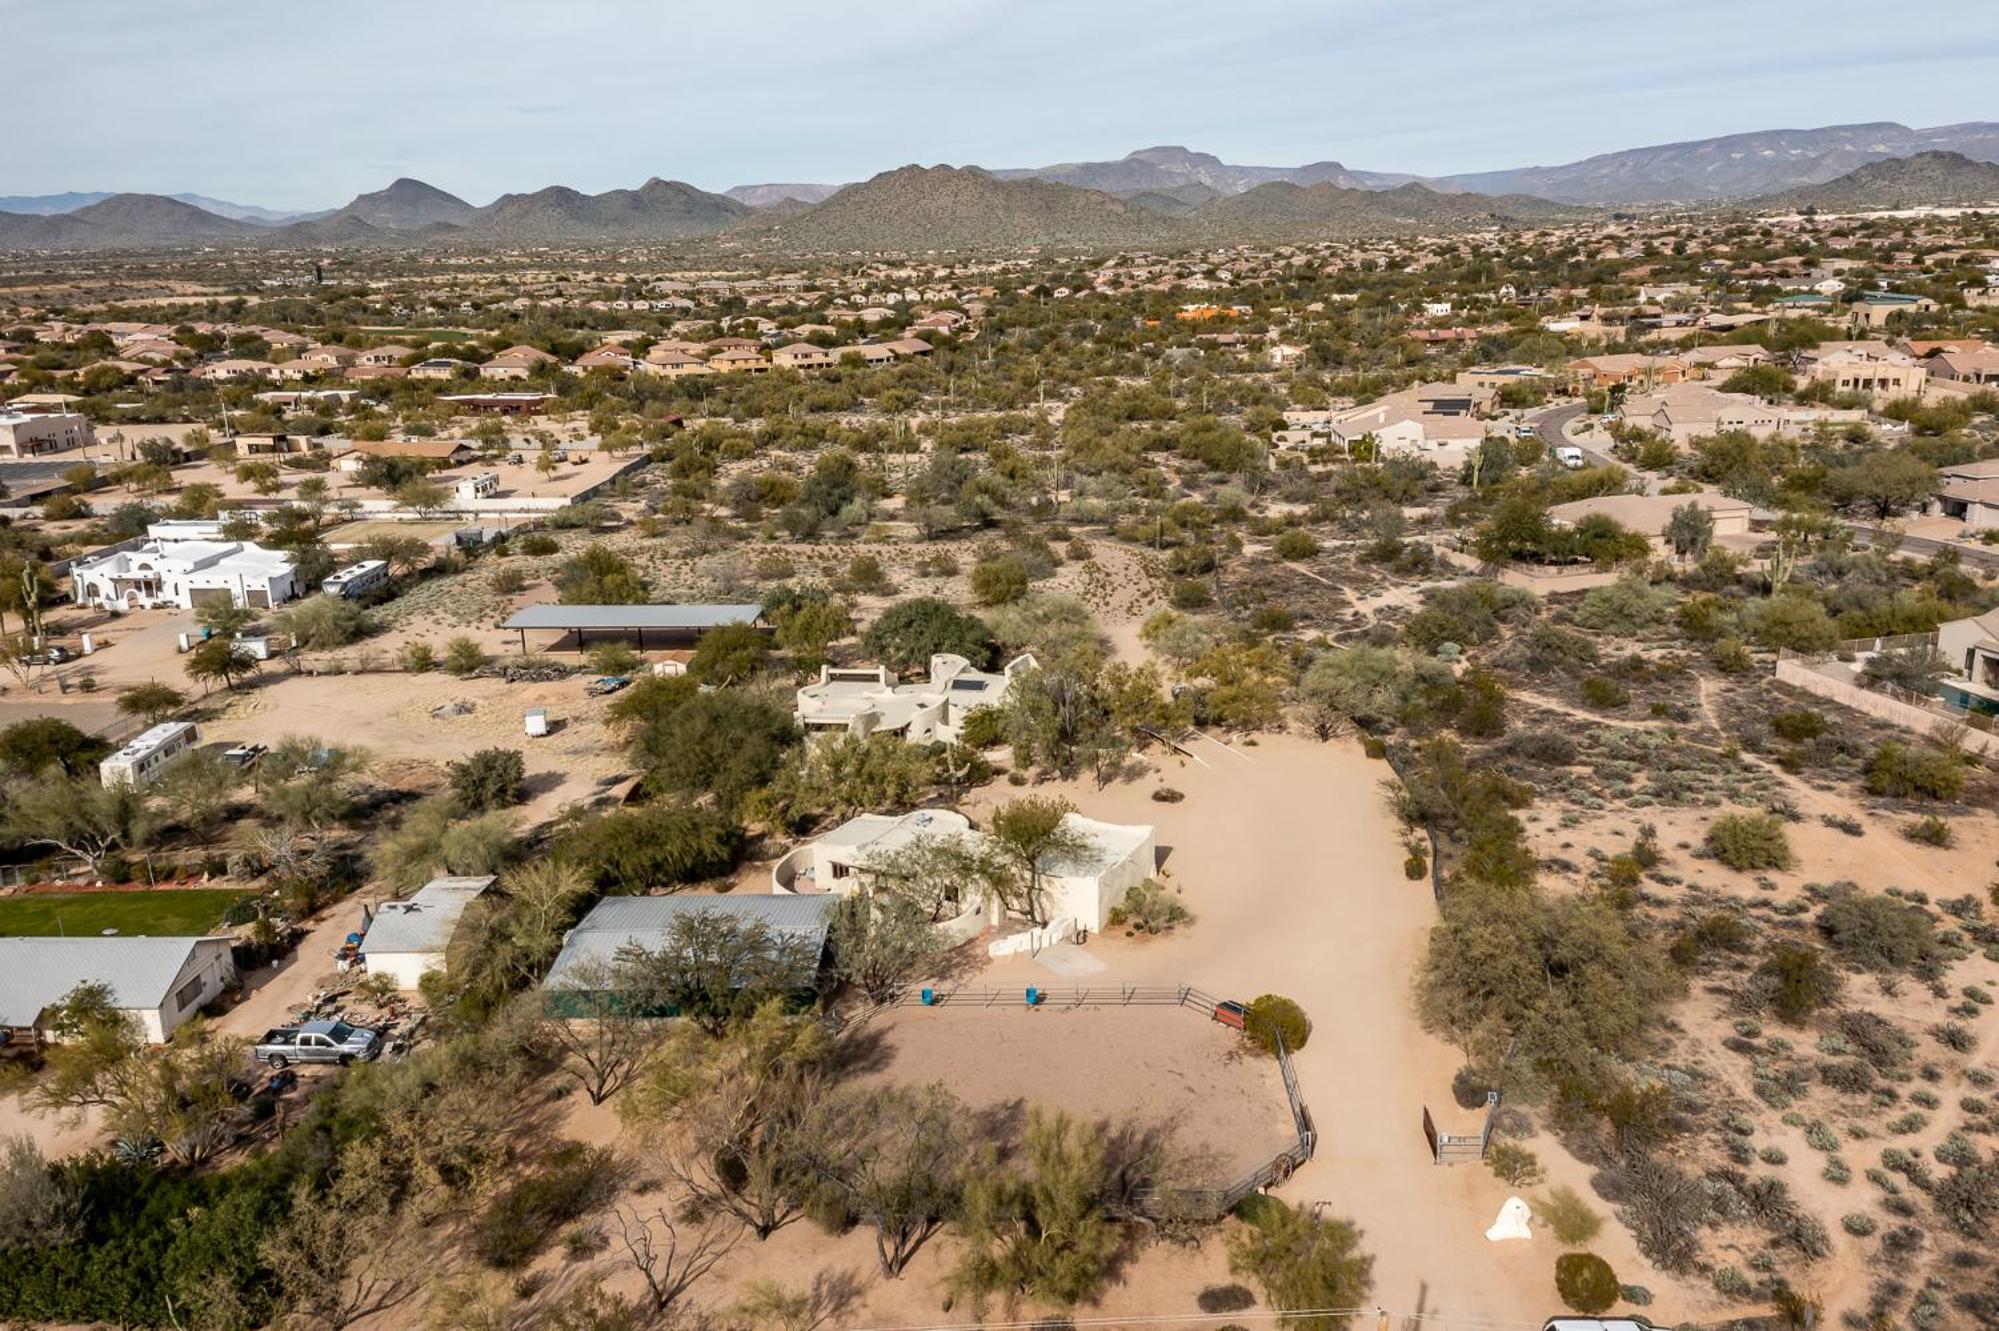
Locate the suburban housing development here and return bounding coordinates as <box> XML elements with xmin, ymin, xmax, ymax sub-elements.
<box><xmin>1</xmin><ymin>17</ymin><xmax>1998</xmax><ymax>1331</ymax></box>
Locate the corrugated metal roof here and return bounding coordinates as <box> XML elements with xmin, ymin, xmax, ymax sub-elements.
<box><xmin>502</xmin><ymin>604</ymin><xmax>763</xmax><ymax>631</ymax></box>
<box><xmin>544</xmin><ymin>894</ymin><xmax>833</xmax><ymax>991</ymax></box>
<box><xmin>361</xmin><ymin>876</ymin><xmax>495</xmax><ymax>956</ymax></box>
<box><xmin>0</xmin><ymin>936</ymin><xmax>228</xmax><ymax>1028</ymax></box>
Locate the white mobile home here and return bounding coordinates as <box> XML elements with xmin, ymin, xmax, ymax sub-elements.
<box><xmin>359</xmin><ymin>875</ymin><xmax>495</xmax><ymax>989</ymax></box>
<box><xmin>321</xmin><ymin>560</ymin><xmax>390</xmax><ymax>598</ymax></box>
<box><xmin>0</xmin><ymin>936</ymin><xmax>237</xmax><ymax>1046</ymax></box>
<box><xmin>99</xmin><ymin>721</ymin><xmax>200</xmax><ymax>789</ymax></box>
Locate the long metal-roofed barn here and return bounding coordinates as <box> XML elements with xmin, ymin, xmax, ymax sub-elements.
<box><xmin>541</xmin><ymin>894</ymin><xmax>834</xmax><ymax>1016</ymax></box>
<box><xmin>500</xmin><ymin>603</ymin><xmax>765</xmax><ymax>652</ymax></box>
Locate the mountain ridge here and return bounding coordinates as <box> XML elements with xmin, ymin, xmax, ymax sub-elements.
<box><xmin>1745</xmin><ymin>150</ymin><xmax>1999</xmax><ymax>213</ymax></box>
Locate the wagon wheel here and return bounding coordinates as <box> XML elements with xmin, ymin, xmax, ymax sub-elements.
<box><xmin>1270</xmin><ymin>1154</ymin><xmax>1294</xmax><ymax>1185</ymax></box>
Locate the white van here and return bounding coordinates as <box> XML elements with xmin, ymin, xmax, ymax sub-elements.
<box><xmin>1556</xmin><ymin>446</ymin><xmax>1586</xmax><ymax>469</ymax></box>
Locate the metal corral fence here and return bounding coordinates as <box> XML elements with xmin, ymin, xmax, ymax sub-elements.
<box><xmin>827</xmin><ymin>982</ymin><xmax>1318</xmax><ymax>1222</ymax></box>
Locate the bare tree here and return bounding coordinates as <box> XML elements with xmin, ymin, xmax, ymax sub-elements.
<box><xmin>612</xmin><ymin>1206</ymin><xmax>734</xmax><ymax>1318</ymax></box>
<box><xmin>536</xmin><ymin>957</ymin><xmax>661</xmax><ymax>1105</ymax></box>
<box><xmin>804</xmin><ymin>1084</ymin><xmax>969</xmax><ymax>1276</ymax></box>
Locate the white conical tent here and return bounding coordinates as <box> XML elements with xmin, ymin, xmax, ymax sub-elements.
<box><xmin>1484</xmin><ymin>1195</ymin><xmax>1534</xmax><ymax>1242</ymax></box>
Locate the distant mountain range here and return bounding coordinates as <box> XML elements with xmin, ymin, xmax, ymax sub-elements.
<box><xmin>1435</xmin><ymin>121</ymin><xmax>1999</xmax><ymax>204</ymax></box>
<box><xmin>1746</xmin><ymin>150</ymin><xmax>1999</xmax><ymax>213</ymax></box>
<box><xmin>0</xmin><ymin>190</ymin><xmax>319</xmax><ymax>222</ymax></box>
<box><xmin>7</xmin><ymin>120</ymin><xmax>1999</xmax><ymax>253</ymax></box>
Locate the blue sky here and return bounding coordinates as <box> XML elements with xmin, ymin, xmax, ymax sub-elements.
<box><xmin>6</xmin><ymin>0</ymin><xmax>1998</xmax><ymax>208</ymax></box>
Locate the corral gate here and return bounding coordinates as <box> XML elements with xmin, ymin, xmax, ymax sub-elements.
<box><xmin>1424</xmin><ymin>1090</ymin><xmax>1499</xmax><ymax>1165</ymax></box>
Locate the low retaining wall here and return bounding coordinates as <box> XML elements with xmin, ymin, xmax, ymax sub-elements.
<box><xmin>1775</xmin><ymin>658</ymin><xmax>1999</xmax><ymax>756</ymax></box>
<box><xmin>986</xmin><ymin>917</ymin><xmax>1074</xmax><ymax>957</ymax></box>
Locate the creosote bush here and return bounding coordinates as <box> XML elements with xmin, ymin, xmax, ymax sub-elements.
<box><xmin>1242</xmin><ymin>994</ymin><xmax>1310</xmax><ymax>1054</ymax></box>
<box><xmin>1554</xmin><ymin>1252</ymin><xmax>1620</xmax><ymax>1314</ymax></box>
<box><xmin>1704</xmin><ymin>812</ymin><xmax>1793</xmax><ymax>871</ymax></box>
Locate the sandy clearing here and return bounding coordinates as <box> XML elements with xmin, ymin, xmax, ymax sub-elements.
<box><xmin>851</xmin><ymin>1003</ymin><xmax>1298</xmax><ymax>1185</ymax></box>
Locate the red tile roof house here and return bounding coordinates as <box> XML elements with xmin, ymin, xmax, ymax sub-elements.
<box><xmin>771</xmin><ymin>343</ymin><xmax>837</xmax><ymax>371</ymax></box>
<box><xmin>572</xmin><ymin>346</ymin><xmax>636</xmax><ymax>373</ymax></box>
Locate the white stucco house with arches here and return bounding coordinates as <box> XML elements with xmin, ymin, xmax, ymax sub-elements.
<box><xmin>70</xmin><ymin>538</ymin><xmax>298</xmax><ymax>611</ymax></box>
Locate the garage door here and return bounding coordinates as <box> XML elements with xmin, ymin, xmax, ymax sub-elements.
<box><xmin>247</xmin><ymin>589</ymin><xmax>270</xmax><ymax>609</ymax></box>
<box><xmin>188</xmin><ymin>587</ymin><xmax>231</xmax><ymax>609</ymax></box>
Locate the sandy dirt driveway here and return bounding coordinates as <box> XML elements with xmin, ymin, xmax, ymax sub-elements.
<box><xmin>972</xmin><ymin>732</ymin><xmax>1696</xmax><ymax>1327</ymax></box>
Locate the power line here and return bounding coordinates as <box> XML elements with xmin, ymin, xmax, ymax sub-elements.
<box><xmin>825</xmin><ymin>1306</ymin><xmax>1579</xmax><ymax>1331</ymax></box>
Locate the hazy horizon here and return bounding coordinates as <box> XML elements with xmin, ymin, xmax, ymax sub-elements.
<box><xmin>5</xmin><ymin>0</ymin><xmax>1998</xmax><ymax>210</ymax></box>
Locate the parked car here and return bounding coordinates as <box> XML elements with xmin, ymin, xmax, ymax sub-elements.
<box><xmin>585</xmin><ymin>675</ymin><xmax>631</xmax><ymax>696</ymax></box>
<box><xmin>253</xmin><ymin>1021</ymin><xmax>382</xmax><ymax>1069</ymax></box>
<box><xmin>222</xmin><ymin>742</ymin><xmax>268</xmax><ymax>768</ymax></box>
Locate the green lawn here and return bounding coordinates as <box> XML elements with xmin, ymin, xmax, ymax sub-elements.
<box><xmin>0</xmin><ymin>889</ymin><xmax>247</xmax><ymax>938</ymax></box>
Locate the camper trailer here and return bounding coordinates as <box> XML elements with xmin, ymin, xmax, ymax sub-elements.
<box><xmin>321</xmin><ymin>560</ymin><xmax>389</xmax><ymax>599</ymax></box>
<box><xmin>99</xmin><ymin>721</ymin><xmax>200</xmax><ymax>789</ymax></box>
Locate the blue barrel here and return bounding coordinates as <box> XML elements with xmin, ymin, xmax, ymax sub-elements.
<box><xmin>1025</xmin><ymin>986</ymin><xmax>1041</xmax><ymax>1006</ymax></box>
<box><xmin>921</xmin><ymin>987</ymin><xmax>935</xmax><ymax>1006</ymax></box>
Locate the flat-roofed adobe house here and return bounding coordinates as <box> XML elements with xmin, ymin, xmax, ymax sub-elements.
<box><xmin>71</xmin><ymin>537</ymin><xmax>298</xmax><ymax>610</ymax></box>
<box><xmin>1793</xmin><ymin>341</ymin><xmax>1927</xmax><ymax>397</ymax></box>
<box><xmin>358</xmin><ymin>344</ymin><xmax>415</xmax><ymax>367</ymax></box>
<box><xmin>410</xmin><ymin>357</ymin><xmax>474</xmax><ymax>380</ymax></box>
<box><xmin>794</xmin><ymin>652</ymin><xmax>1036</xmax><ymax>744</ymax></box>
<box><xmin>772</xmin><ymin>807</ymin><xmax>1156</xmax><ymax>934</ymax></box>
<box><xmin>0</xmin><ymin>936</ymin><xmax>237</xmax><ymax>1047</ymax></box>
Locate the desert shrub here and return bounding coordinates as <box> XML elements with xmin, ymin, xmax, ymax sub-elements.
<box><xmin>1272</xmin><ymin>529</ymin><xmax>1318</xmax><ymax>560</ymax></box>
<box><xmin>471</xmin><ymin>1143</ymin><xmax>617</xmax><ymax>1269</ymax></box>
<box><xmin>1243</xmin><ymin>994</ymin><xmax>1310</xmax><ymax>1054</ymax></box>
<box><xmin>1818</xmin><ymin>890</ymin><xmax>1942</xmax><ymax>973</ymax></box>
<box><xmin>401</xmin><ymin>641</ymin><xmax>436</xmax><ymax>672</ymax></box>
<box><xmin>1196</xmin><ymin>1284</ymin><xmax>1256</xmax><ymax>1315</ymax></box>
<box><xmin>1553</xmin><ymin>1253</ymin><xmax>1620</xmax><ymax>1314</ymax></box>
<box><xmin>970</xmin><ymin>555</ymin><xmax>1030</xmax><ymax>607</ymax></box>
<box><xmin>447</xmin><ymin>747</ymin><xmax>527</xmax><ymax>813</ymax></box>
<box><xmin>1842</xmin><ymin>1213</ymin><xmax>1877</xmax><ymax>1236</ymax></box>
<box><xmin>1107</xmin><ymin>879</ymin><xmax>1190</xmax><ymax>934</ymax></box>
<box><xmin>517</xmin><ymin>533</ymin><xmax>559</xmax><ymax>556</ymax></box>
<box><xmin>1770</xmin><ymin>709</ymin><xmax>1828</xmax><ymax>743</ymax></box>
<box><xmin>1755</xmin><ymin>944</ymin><xmax>1843</xmax><ymax>1023</ymax></box>
<box><xmin>1705</xmin><ymin>813</ymin><xmax>1792</xmax><ymax>870</ymax></box>
<box><xmin>1865</xmin><ymin>741</ymin><xmax>1968</xmax><ymax>802</ymax></box>
<box><xmin>1227</xmin><ymin>1200</ymin><xmax>1372</xmax><ymax>1322</ymax></box>
<box><xmin>1932</xmin><ymin>1022</ymin><xmax>1976</xmax><ymax>1053</ymax></box>
<box><xmin>1403</xmin><ymin>852</ymin><xmax>1428</xmax><ymax>880</ymax></box>
<box><xmin>1901</xmin><ymin>815</ymin><xmax>1953</xmax><ymax>847</ymax></box>
<box><xmin>1539</xmin><ymin>1186</ymin><xmax>1603</xmax><ymax>1245</ymax></box>
<box><xmin>443</xmin><ymin>635</ymin><xmax>488</xmax><ymax>676</ymax></box>
<box><xmin>1824</xmin><ymin>1157</ymin><xmax>1852</xmax><ymax>1185</ymax></box>
<box><xmin>1574</xmin><ymin>577</ymin><xmax>1677</xmax><ymax>633</ymax></box>
<box><xmin>1487</xmin><ymin>1141</ymin><xmax>1544</xmax><ymax>1188</ymax></box>
<box><xmin>1580</xmin><ymin>676</ymin><xmax>1629</xmax><ymax>709</ymax></box>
